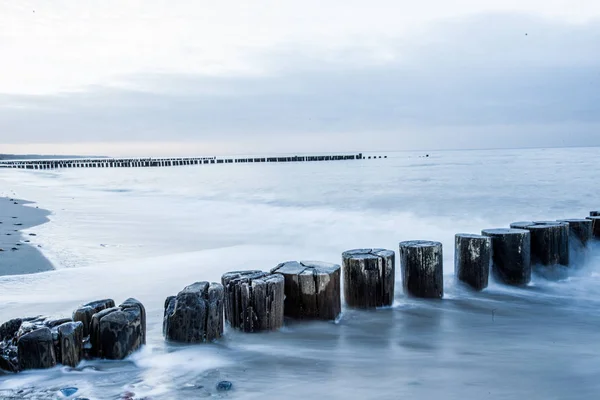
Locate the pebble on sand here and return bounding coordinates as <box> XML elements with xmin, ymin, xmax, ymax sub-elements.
<box><xmin>217</xmin><ymin>381</ymin><xmax>233</xmax><ymax>391</ymax></box>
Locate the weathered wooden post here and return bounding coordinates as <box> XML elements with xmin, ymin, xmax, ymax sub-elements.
<box><xmin>585</xmin><ymin>216</ymin><xmax>600</xmax><ymax>239</ymax></box>
<box><xmin>73</xmin><ymin>299</ymin><xmax>115</xmax><ymax>337</ymax></box>
<box><xmin>509</xmin><ymin>221</ymin><xmax>569</xmax><ymax>266</ymax></box>
<box><xmin>399</xmin><ymin>241</ymin><xmax>443</xmax><ymax>298</ymax></box>
<box><xmin>221</xmin><ymin>271</ymin><xmax>284</xmax><ymax>332</ymax></box>
<box><xmin>56</xmin><ymin>321</ymin><xmax>84</xmax><ymax>367</ymax></box>
<box><xmin>557</xmin><ymin>219</ymin><xmax>593</xmax><ymax>247</ymax></box>
<box><xmin>341</xmin><ymin>248</ymin><xmax>395</xmax><ymax>308</ymax></box>
<box><xmin>482</xmin><ymin>228</ymin><xmax>531</xmax><ymax>285</ymax></box>
<box><xmin>88</xmin><ymin>298</ymin><xmax>146</xmax><ymax>360</ymax></box>
<box><xmin>17</xmin><ymin>328</ymin><xmax>56</xmax><ymax>370</ymax></box>
<box><xmin>270</xmin><ymin>261</ymin><xmax>341</xmax><ymax>320</ymax></box>
<box><xmin>454</xmin><ymin>234</ymin><xmax>491</xmax><ymax>291</ymax></box>
<box><xmin>163</xmin><ymin>282</ymin><xmax>224</xmax><ymax>343</ymax></box>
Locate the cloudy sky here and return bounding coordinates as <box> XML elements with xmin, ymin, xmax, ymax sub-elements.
<box><xmin>1</xmin><ymin>1</ymin><xmax>599</xmax><ymax>156</ymax></box>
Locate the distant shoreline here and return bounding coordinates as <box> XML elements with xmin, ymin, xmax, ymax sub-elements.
<box><xmin>0</xmin><ymin>197</ymin><xmax>54</xmax><ymax>276</ymax></box>
<box><xmin>0</xmin><ymin>154</ymin><xmax>107</xmax><ymax>161</ymax></box>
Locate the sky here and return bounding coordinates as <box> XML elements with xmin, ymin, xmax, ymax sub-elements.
<box><xmin>1</xmin><ymin>1</ymin><xmax>600</xmax><ymax>156</ymax></box>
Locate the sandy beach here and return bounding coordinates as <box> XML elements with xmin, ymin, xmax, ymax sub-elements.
<box><xmin>0</xmin><ymin>197</ymin><xmax>54</xmax><ymax>276</ymax></box>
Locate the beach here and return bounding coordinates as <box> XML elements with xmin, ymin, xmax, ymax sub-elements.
<box><xmin>0</xmin><ymin>197</ymin><xmax>53</xmax><ymax>276</ymax></box>
<box><xmin>1</xmin><ymin>148</ymin><xmax>600</xmax><ymax>399</ymax></box>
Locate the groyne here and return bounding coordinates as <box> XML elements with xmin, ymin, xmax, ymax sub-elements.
<box><xmin>0</xmin><ymin>153</ymin><xmax>385</xmax><ymax>170</ymax></box>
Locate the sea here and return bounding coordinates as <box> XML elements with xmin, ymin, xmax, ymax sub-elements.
<box><xmin>1</xmin><ymin>147</ymin><xmax>599</xmax><ymax>399</ymax></box>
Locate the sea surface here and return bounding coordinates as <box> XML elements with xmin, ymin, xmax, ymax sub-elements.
<box><xmin>1</xmin><ymin>147</ymin><xmax>600</xmax><ymax>399</ymax></box>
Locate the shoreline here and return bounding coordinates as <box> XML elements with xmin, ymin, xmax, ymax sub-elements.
<box><xmin>0</xmin><ymin>197</ymin><xmax>54</xmax><ymax>276</ymax></box>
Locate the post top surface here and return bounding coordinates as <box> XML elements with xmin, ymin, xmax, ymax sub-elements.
<box><xmin>342</xmin><ymin>248</ymin><xmax>394</xmax><ymax>259</ymax></box>
<box><xmin>455</xmin><ymin>233</ymin><xmax>489</xmax><ymax>240</ymax></box>
<box><xmin>482</xmin><ymin>228</ymin><xmax>530</xmax><ymax>235</ymax></box>
<box><xmin>399</xmin><ymin>240</ymin><xmax>442</xmax><ymax>248</ymax></box>
<box><xmin>271</xmin><ymin>260</ymin><xmax>340</xmax><ymax>275</ymax></box>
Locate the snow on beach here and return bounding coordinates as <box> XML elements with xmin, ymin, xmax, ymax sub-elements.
<box><xmin>1</xmin><ymin>148</ymin><xmax>600</xmax><ymax>399</ymax></box>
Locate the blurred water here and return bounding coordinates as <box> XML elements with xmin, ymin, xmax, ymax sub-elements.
<box><xmin>0</xmin><ymin>147</ymin><xmax>599</xmax><ymax>399</ymax></box>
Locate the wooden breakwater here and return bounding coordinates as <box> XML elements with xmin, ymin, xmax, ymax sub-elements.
<box><xmin>0</xmin><ymin>153</ymin><xmax>387</xmax><ymax>170</ymax></box>
<box><xmin>2</xmin><ymin>210</ymin><xmax>600</xmax><ymax>374</ymax></box>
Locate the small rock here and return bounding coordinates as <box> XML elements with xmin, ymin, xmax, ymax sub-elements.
<box><xmin>216</xmin><ymin>381</ymin><xmax>233</xmax><ymax>391</ymax></box>
<box><xmin>6</xmin><ymin>233</ymin><xmax>11</xmax><ymax>236</ymax></box>
<box><xmin>120</xmin><ymin>391</ymin><xmax>135</xmax><ymax>399</ymax></box>
<box><xmin>0</xmin><ymin>248</ymin><xmax>4</xmax><ymax>252</ymax></box>
<box><xmin>24</xmin><ymin>240</ymin><xmax>30</xmax><ymax>243</ymax></box>
<box><xmin>29</xmin><ymin>233</ymin><xmax>37</xmax><ymax>236</ymax></box>
<box><xmin>11</xmin><ymin>247</ymin><xmax>18</xmax><ymax>251</ymax></box>
<box><xmin>14</xmin><ymin>223</ymin><xmax>22</xmax><ymax>226</ymax></box>
<box><xmin>59</xmin><ymin>387</ymin><xmax>78</xmax><ymax>397</ymax></box>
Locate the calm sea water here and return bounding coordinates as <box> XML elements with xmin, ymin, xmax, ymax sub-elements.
<box><xmin>1</xmin><ymin>148</ymin><xmax>599</xmax><ymax>399</ymax></box>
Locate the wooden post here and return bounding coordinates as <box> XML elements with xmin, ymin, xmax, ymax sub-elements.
<box><xmin>557</xmin><ymin>219</ymin><xmax>593</xmax><ymax>247</ymax></box>
<box><xmin>454</xmin><ymin>234</ymin><xmax>491</xmax><ymax>291</ymax></box>
<box><xmin>163</xmin><ymin>282</ymin><xmax>224</xmax><ymax>343</ymax></box>
<box><xmin>17</xmin><ymin>328</ymin><xmax>56</xmax><ymax>370</ymax></box>
<box><xmin>221</xmin><ymin>271</ymin><xmax>284</xmax><ymax>332</ymax></box>
<box><xmin>585</xmin><ymin>216</ymin><xmax>600</xmax><ymax>239</ymax></box>
<box><xmin>399</xmin><ymin>241</ymin><xmax>443</xmax><ymax>298</ymax></box>
<box><xmin>341</xmin><ymin>248</ymin><xmax>395</xmax><ymax>308</ymax></box>
<box><xmin>482</xmin><ymin>228</ymin><xmax>531</xmax><ymax>285</ymax></box>
<box><xmin>270</xmin><ymin>261</ymin><xmax>341</xmax><ymax>320</ymax></box>
<box><xmin>509</xmin><ymin>221</ymin><xmax>569</xmax><ymax>266</ymax></box>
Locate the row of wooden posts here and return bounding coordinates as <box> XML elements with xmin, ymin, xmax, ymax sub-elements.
<box><xmin>4</xmin><ymin>212</ymin><xmax>598</xmax><ymax>372</ymax></box>
<box><xmin>0</xmin><ymin>153</ymin><xmax>390</xmax><ymax>170</ymax></box>
<box><xmin>163</xmin><ymin>212</ymin><xmax>600</xmax><ymax>340</ymax></box>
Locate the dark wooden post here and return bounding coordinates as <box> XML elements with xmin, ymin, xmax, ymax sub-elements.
<box><xmin>557</xmin><ymin>219</ymin><xmax>593</xmax><ymax>247</ymax></box>
<box><xmin>509</xmin><ymin>221</ymin><xmax>569</xmax><ymax>266</ymax></box>
<box><xmin>221</xmin><ymin>271</ymin><xmax>284</xmax><ymax>332</ymax></box>
<box><xmin>342</xmin><ymin>248</ymin><xmax>395</xmax><ymax>308</ymax></box>
<box><xmin>17</xmin><ymin>328</ymin><xmax>56</xmax><ymax>370</ymax></box>
<box><xmin>585</xmin><ymin>216</ymin><xmax>600</xmax><ymax>239</ymax></box>
<box><xmin>271</xmin><ymin>261</ymin><xmax>341</xmax><ymax>320</ymax></box>
<box><xmin>399</xmin><ymin>241</ymin><xmax>443</xmax><ymax>298</ymax></box>
<box><xmin>482</xmin><ymin>228</ymin><xmax>531</xmax><ymax>285</ymax></box>
<box><xmin>163</xmin><ymin>282</ymin><xmax>224</xmax><ymax>343</ymax></box>
<box><xmin>454</xmin><ymin>234</ymin><xmax>491</xmax><ymax>291</ymax></box>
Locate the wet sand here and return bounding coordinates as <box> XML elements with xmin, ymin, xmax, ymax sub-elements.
<box><xmin>0</xmin><ymin>197</ymin><xmax>54</xmax><ymax>276</ymax></box>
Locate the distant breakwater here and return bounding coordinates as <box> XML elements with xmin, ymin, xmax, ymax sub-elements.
<box><xmin>0</xmin><ymin>153</ymin><xmax>389</xmax><ymax>170</ymax></box>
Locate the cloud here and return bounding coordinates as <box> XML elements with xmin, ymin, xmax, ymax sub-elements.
<box><xmin>0</xmin><ymin>13</ymin><xmax>599</xmax><ymax>155</ymax></box>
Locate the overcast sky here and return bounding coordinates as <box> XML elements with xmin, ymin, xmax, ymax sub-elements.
<box><xmin>1</xmin><ymin>1</ymin><xmax>600</xmax><ymax>156</ymax></box>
